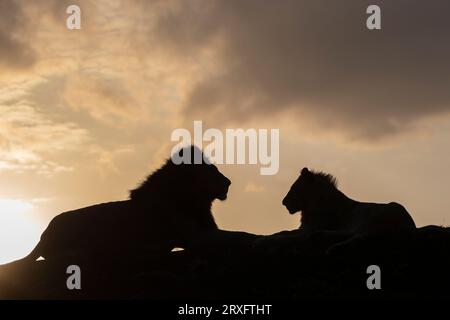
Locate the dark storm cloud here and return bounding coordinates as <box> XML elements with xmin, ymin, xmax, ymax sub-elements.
<box><xmin>0</xmin><ymin>0</ymin><xmax>36</xmax><ymax>69</ymax></box>
<box><xmin>152</xmin><ymin>0</ymin><xmax>450</xmax><ymax>141</ymax></box>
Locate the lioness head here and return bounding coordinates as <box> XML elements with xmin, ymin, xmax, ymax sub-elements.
<box><xmin>282</xmin><ymin>167</ymin><xmax>337</xmax><ymax>214</ymax></box>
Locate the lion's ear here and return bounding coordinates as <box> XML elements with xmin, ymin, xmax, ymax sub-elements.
<box><xmin>301</xmin><ymin>167</ymin><xmax>314</xmax><ymax>182</ymax></box>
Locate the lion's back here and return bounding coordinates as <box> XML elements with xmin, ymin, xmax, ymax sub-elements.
<box><xmin>36</xmin><ymin>200</ymin><xmax>166</xmax><ymax>260</ymax></box>
<box><xmin>352</xmin><ymin>201</ymin><xmax>416</xmax><ymax>234</ymax></box>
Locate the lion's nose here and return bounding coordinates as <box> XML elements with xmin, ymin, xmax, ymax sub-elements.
<box><xmin>225</xmin><ymin>178</ymin><xmax>231</xmax><ymax>186</ymax></box>
<box><xmin>282</xmin><ymin>197</ymin><xmax>288</xmax><ymax>206</ymax></box>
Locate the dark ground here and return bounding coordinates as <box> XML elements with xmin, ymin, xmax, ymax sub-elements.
<box><xmin>1</xmin><ymin>225</ymin><xmax>450</xmax><ymax>300</ymax></box>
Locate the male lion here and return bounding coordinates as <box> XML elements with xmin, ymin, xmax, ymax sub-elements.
<box><xmin>21</xmin><ymin>146</ymin><xmax>231</xmax><ymax>263</ymax></box>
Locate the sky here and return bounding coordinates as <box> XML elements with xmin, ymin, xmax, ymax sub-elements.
<box><xmin>1</xmin><ymin>0</ymin><xmax>450</xmax><ymax>264</ymax></box>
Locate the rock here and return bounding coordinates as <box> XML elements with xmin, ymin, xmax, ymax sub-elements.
<box><xmin>1</xmin><ymin>225</ymin><xmax>450</xmax><ymax>299</ymax></box>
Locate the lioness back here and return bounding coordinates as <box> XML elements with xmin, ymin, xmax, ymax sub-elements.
<box><xmin>350</xmin><ymin>201</ymin><xmax>416</xmax><ymax>234</ymax></box>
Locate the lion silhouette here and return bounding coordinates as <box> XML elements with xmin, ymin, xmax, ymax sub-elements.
<box><xmin>21</xmin><ymin>145</ymin><xmax>231</xmax><ymax>263</ymax></box>
<box><xmin>279</xmin><ymin>168</ymin><xmax>416</xmax><ymax>252</ymax></box>
<box><xmin>283</xmin><ymin>168</ymin><xmax>416</xmax><ymax>234</ymax></box>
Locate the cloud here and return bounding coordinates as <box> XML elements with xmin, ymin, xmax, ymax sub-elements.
<box><xmin>149</xmin><ymin>0</ymin><xmax>450</xmax><ymax>142</ymax></box>
<box><xmin>88</xmin><ymin>145</ymin><xmax>135</xmax><ymax>176</ymax></box>
<box><xmin>5</xmin><ymin>0</ymin><xmax>450</xmax><ymax>143</ymax></box>
<box><xmin>0</xmin><ymin>0</ymin><xmax>36</xmax><ymax>70</ymax></box>
<box><xmin>0</xmin><ymin>100</ymin><xmax>88</xmax><ymax>175</ymax></box>
<box><xmin>0</xmin><ymin>0</ymin><xmax>101</xmax><ymax>72</ymax></box>
<box><xmin>63</xmin><ymin>72</ymin><xmax>139</xmax><ymax>124</ymax></box>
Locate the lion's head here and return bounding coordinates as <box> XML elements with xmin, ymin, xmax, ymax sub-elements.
<box><xmin>130</xmin><ymin>145</ymin><xmax>231</xmax><ymax>206</ymax></box>
<box><xmin>171</xmin><ymin>145</ymin><xmax>231</xmax><ymax>201</ymax></box>
<box><xmin>282</xmin><ymin>167</ymin><xmax>337</xmax><ymax>214</ymax></box>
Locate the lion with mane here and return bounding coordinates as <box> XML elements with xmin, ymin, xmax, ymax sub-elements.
<box><xmin>21</xmin><ymin>145</ymin><xmax>231</xmax><ymax>263</ymax></box>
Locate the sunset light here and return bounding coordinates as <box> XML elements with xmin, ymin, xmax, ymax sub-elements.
<box><xmin>0</xmin><ymin>199</ymin><xmax>41</xmax><ymax>264</ymax></box>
